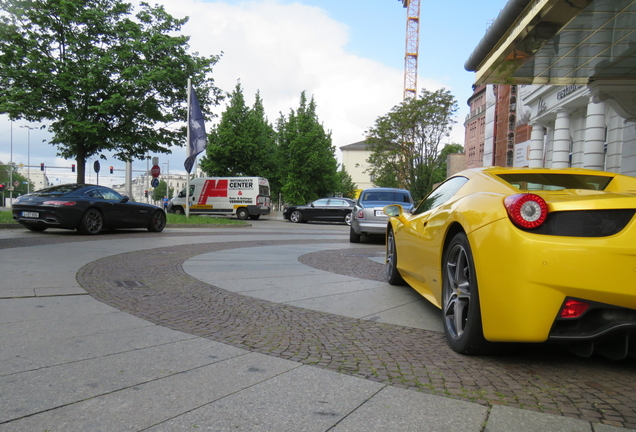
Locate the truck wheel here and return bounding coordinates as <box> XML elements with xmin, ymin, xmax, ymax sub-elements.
<box><xmin>236</xmin><ymin>208</ymin><xmax>249</xmax><ymax>220</ymax></box>
<box><xmin>173</xmin><ymin>207</ymin><xmax>184</xmax><ymax>215</ymax></box>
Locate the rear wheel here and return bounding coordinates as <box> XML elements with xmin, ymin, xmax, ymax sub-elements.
<box><xmin>173</xmin><ymin>206</ymin><xmax>184</xmax><ymax>215</ymax></box>
<box><xmin>148</xmin><ymin>210</ymin><xmax>166</xmax><ymax>232</ymax></box>
<box><xmin>349</xmin><ymin>226</ymin><xmax>361</xmax><ymax>243</ymax></box>
<box><xmin>289</xmin><ymin>210</ymin><xmax>303</xmax><ymax>223</ymax></box>
<box><xmin>386</xmin><ymin>229</ymin><xmax>406</xmax><ymax>285</ymax></box>
<box><xmin>344</xmin><ymin>212</ymin><xmax>352</xmax><ymax>226</ymax></box>
<box><xmin>442</xmin><ymin>232</ymin><xmax>490</xmax><ymax>354</ymax></box>
<box><xmin>78</xmin><ymin>209</ymin><xmax>103</xmax><ymax>235</ymax></box>
<box><xmin>236</xmin><ymin>208</ymin><xmax>249</xmax><ymax>220</ymax></box>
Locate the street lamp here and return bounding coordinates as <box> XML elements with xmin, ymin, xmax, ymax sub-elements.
<box><xmin>20</xmin><ymin>125</ymin><xmax>39</xmax><ymax>194</ymax></box>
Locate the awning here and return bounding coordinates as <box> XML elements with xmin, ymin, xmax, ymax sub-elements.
<box><xmin>465</xmin><ymin>0</ymin><xmax>636</xmax><ymax>85</ymax></box>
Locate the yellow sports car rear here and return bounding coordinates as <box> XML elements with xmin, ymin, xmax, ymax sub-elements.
<box><xmin>385</xmin><ymin>167</ymin><xmax>636</xmax><ymax>359</ymax></box>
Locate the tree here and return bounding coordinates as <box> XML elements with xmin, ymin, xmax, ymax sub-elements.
<box><xmin>366</xmin><ymin>88</ymin><xmax>458</xmax><ymax>201</ymax></box>
<box><xmin>0</xmin><ymin>0</ymin><xmax>222</xmax><ymax>183</ymax></box>
<box><xmin>151</xmin><ymin>179</ymin><xmax>172</xmax><ymax>202</ymax></box>
<box><xmin>335</xmin><ymin>165</ymin><xmax>357</xmax><ymax>198</ymax></box>
<box><xmin>200</xmin><ymin>83</ymin><xmax>276</xmax><ymax>181</ymax></box>
<box><xmin>0</xmin><ymin>161</ymin><xmax>33</xmax><ymax>196</ymax></box>
<box><xmin>276</xmin><ymin>92</ymin><xmax>338</xmax><ymax>205</ymax></box>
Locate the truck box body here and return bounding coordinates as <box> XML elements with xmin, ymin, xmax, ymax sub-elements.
<box><xmin>168</xmin><ymin>177</ymin><xmax>271</xmax><ymax>220</ymax></box>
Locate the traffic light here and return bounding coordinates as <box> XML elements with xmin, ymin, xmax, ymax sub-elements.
<box><xmin>40</xmin><ymin>163</ymin><xmax>44</xmax><ymax>171</ymax></box>
<box><xmin>0</xmin><ymin>184</ymin><xmax>4</xmax><ymax>192</ymax></box>
<box><xmin>109</xmin><ymin>166</ymin><xmax>113</xmax><ymax>174</ymax></box>
<box><xmin>71</xmin><ymin>164</ymin><xmax>75</xmax><ymax>172</ymax></box>
<box><xmin>144</xmin><ymin>190</ymin><xmax>148</xmax><ymax>197</ymax></box>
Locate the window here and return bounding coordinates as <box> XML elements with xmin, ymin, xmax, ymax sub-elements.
<box><xmin>497</xmin><ymin>173</ymin><xmax>613</xmax><ymax>191</ymax></box>
<box><xmin>413</xmin><ymin>177</ymin><xmax>469</xmax><ymax>215</ymax></box>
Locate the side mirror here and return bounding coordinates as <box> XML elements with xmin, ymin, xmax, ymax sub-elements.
<box><xmin>121</xmin><ymin>196</ymin><xmax>130</xmax><ymax>203</ymax></box>
<box><xmin>384</xmin><ymin>204</ymin><xmax>402</xmax><ymax>218</ymax></box>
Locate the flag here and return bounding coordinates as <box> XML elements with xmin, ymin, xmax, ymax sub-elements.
<box><xmin>184</xmin><ymin>86</ymin><xmax>207</xmax><ymax>173</ymax></box>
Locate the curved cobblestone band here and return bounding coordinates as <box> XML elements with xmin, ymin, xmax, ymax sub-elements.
<box><xmin>76</xmin><ymin>239</ymin><xmax>636</xmax><ymax>429</ymax></box>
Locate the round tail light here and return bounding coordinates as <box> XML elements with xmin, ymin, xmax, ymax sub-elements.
<box><xmin>504</xmin><ymin>193</ymin><xmax>548</xmax><ymax>229</ymax></box>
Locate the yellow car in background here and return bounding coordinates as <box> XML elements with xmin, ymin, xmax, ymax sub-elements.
<box><xmin>384</xmin><ymin>167</ymin><xmax>636</xmax><ymax>358</ymax></box>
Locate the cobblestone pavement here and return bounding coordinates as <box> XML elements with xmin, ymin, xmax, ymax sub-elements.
<box><xmin>7</xmin><ymin>230</ymin><xmax>636</xmax><ymax>429</ymax></box>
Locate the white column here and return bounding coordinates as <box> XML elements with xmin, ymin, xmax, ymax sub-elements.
<box><xmin>528</xmin><ymin>123</ymin><xmax>545</xmax><ymax>168</ymax></box>
<box><xmin>552</xmin><ymin>110</ymin><xmax>571</xmax><ymax>168</ymax></box>
<box><xmin>583</xmin><ymin>98</ymin><xmax>606</xmax><ymax>171</ymax></box>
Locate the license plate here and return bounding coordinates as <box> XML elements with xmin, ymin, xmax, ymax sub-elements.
<box><xmin>374</xmin><ymin>210</ymin><xmax>387</xmax><ymax>217</ymax></box>
<box><xmin>21</xmin><ymin>211</ymin><xmax>39</xmax><ymax>218</ymax></box>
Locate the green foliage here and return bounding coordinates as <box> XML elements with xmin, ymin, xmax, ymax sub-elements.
<box><xmin>276</xmin><ymin>92</ymin><xmax>338</xmax><ymax>205</ymax></box>
<box><xmin>200</xmin><ymin>83</ymin><xmax>276</xmax><ymax>184</ymax></box>
<box><xmin>151</xmin><ymin>179</ymin><xmax>173</xmax><ymax>202</ymax></box>
<box><xmin>0</xmin><ymin>161</ymin><xmax>33</xmax><ymax>196</ymax></box>
<box><xmin>366</xmin><ymin>88</ymin><xmax>458</xmax><ymax>201</ymax></box>
<box><xmin>0</xmin><ymin>0</ymin><xmax>222</xmax><ymax>183</ymax></box>
<box><xmin>166</xmin><ymin>213</ymin><xmax>246</xmax><ymax>225</ymax></box>
<box><xmin>335</xmin><ymin>165</ymin><xmax>357</xmax><ymax>198</ymax></box>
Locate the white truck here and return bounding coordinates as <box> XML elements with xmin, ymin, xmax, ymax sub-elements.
<box><xmin>167</xmin><ymin>177</ymin><xmax>271</xmax><ymax>220</ymax></box>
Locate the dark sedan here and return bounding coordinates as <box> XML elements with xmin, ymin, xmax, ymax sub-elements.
<box><xmin>283</xmin><ymin>198</ymin><xmax>355</xmax><ymax>225</ymax></box>
<box><xmin>12</xmin><ymin>184</ymin><xmax>166</xmax><ymax>235</ymax></box>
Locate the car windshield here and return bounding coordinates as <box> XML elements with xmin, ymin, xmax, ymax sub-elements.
<box><xmin>360</xmin><ymin>191</ymin><xmax>411</xmax><ymax>203</ymax></box>
<box><xmin>29</xmin><ymin>184</ymin><xmax>85</xmax><ymax>196</ymax></box>
<box><xmin>497</xmin><ymin>173</ymin><xmax>613</xmax><ymax>191</ymax></box>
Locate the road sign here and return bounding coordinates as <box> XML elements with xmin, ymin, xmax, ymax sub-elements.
<box><xmin>151</xmin><ymin>178</ymin><xmax>159</xmax><ymax>188</ymax></box>
<box><xmin>94</xmin><ymin>160</ymin><xmax>100</xmax><ymax>173</ymax></box>
<box><xmin>150</xmin><ymin>165</ymin><xmax>161</xmax><ymax>178</ymax></box>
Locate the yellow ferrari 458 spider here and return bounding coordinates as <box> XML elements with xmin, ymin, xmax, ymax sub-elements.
<box><xmin>384</xmin><ymin>167</ymin><xmax>636</xmax><ymax>359</ymax></box>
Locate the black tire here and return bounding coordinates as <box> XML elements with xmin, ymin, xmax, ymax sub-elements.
<box><xmin>349</xmin><ymin>226</ymin><xmax>361</xmax><ymax>243</ymax></box>
<box><xmin>386</xmin><ymin>228</ymin><xmax>406</xmax><ymax>285</ymax></box>
<box><xmin>249</xmin><ymin>215</ymin><xmax>261</xmax><ymax>220</ymax></box>
<box><xmin>148</xmin><ymin>210</ymin><xmax>166</xmax><ymax>232</ymax></box>
<box><xmin>78</xmin><ymin>208</ymin><xmax>103</xmax><ymax>235</ymax></box>
<box><xmin>289</xmin><ymin>210</ymin><xmax>303</xmax><ymax>223</ymax></box>
<box><xmin>236</xmin><ymin>208</ymin><xmax>249</xmax><ymax>220</ymax></box>
<box><xmin>344</xmin><ymin>212</ymin><xmax>352</xmax><ymax>226</ymax></box>
<box><xmin>442</xmin><ymin>232</ymin><xmax>490</xmax><ymax>354</ymax></box>
<box><xmin>25</xmin><ymin>224</ymin><xmax>47</xmax><ymax>232</ymax></box>
<box><xmin>173</xmin><ymin>207</ymin><xmax>184</xmax><ymax>215</ymax></box>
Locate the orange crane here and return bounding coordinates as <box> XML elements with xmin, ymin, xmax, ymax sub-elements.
<box><xmin>401</xmin><ymin>0</ymin><xmax>420</xmax><ymax>100</ymax></box>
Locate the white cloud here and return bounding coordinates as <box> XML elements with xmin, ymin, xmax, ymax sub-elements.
<box><xmin>1</xmin><ymin>0</ymin><xmax>458</xmax><ymax>178</ymax></box>
<box><xmin>158</xmin><ymin>0</ymin><xmax>443</xmax><ymax>152</ymax></box>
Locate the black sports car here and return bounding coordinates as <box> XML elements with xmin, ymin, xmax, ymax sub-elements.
<box><xmin>12</xmin><ymin>184</ymin><xmax>166</xmax><ymax>235</ymax></box>
<box><xmin>283</xmin><ymin>198</ymin><xmax>355</xmax><ymax>225</ymax></box>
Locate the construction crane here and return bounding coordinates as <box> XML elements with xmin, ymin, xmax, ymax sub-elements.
<box><xmin>401</xmin><ymin>0</ymin><xmax>420</xmax><ymax>100</ymax></box>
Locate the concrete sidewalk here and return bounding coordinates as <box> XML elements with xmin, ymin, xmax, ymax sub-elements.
<box><xmin>0</xmin><ymin>225</ymin><xmax>632</xmax><ymax>431</ymax></box>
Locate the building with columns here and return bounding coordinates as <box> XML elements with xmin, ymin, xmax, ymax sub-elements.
<box><xmin>465</xmin><ymin>0</ymin><xmax>636</xmax><ymax>177</ymax></box>
<box><xmin>518</xmin><ymin>84</ymin><xmax>635</xmax><ymax>176</ymax></box>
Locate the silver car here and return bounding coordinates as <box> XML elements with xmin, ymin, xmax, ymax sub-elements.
<box><xmin>350</xmin><ymin>187</ymin><xmax>414</xmax><ymax>243</ymax></box>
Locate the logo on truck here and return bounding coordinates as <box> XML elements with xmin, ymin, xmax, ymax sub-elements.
<box><xmin>198</xmin><ymin>179</ymin><xmax>228</xmax><ymax>205</ymax></box>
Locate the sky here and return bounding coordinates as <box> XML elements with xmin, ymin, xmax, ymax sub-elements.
<box><xmin>0</xmin><ymin>0</ymin><xmax>507</xmax><ymax>186</ymax></box>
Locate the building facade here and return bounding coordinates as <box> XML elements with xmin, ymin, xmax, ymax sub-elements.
<box><xmin>340</xmin><ymin>141</ymin><xmax>374</xmax><ymax>192</ymax></box>
<box><xmin>519</xmin><ymin>84</ymin><xmax>636</xmax><ymax>177</ymax></box>
<box><xmin>465</xmin><ymin>0</ymin><xmax>636</xmax><ymax>178</ymax></box>
<box><xmin>464</xmin><ymin>85</ymin><xmax>487</xmax><ymax>169</ymax></box>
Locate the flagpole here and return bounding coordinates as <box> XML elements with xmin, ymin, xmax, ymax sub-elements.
<box><xmin>185</xmin><ymin>78</ymin><xmax>192</xmax><ymax>218</ymax></box>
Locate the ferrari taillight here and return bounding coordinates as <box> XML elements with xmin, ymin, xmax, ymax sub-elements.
<box><xmin>504</xmin><ymin>193</ymin><xmax>548</xmax><ymax>229</ymax></box>
<box><xmin>559</xmin><ymin>298</ymin><xmax>590</xmax><ymax>319</ymax></box>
